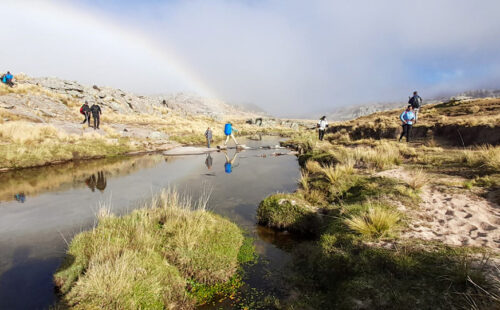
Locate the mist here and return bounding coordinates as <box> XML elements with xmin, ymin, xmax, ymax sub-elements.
<box><xmin>2</xmin><ymin>0</ymin><xmax>500</xmax><ymax>117</ymax></box>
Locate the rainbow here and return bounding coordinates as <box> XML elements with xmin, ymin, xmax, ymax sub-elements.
<box><xmin>6</xmin><ymin>0</ymin><xmax>218</xmax><ymax>98</ymax></box>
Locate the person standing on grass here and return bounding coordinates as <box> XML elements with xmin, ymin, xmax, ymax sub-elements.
<box><xmin>80</xmin><ymin>101</ymin><xmax>91</xmax><ymax>126</ymax></box>
<box><xmin>317</xmin><ymin>116</ymin><xmax>328</xmax><ymax>141</ymax></box>
<box><xmin>90</xmin><ymin>103</ymin><xmax>102</xmax><ymax>129</ymax></box>
<box><xmin>205</xmin><ymin>127</ymin><xmax>213</xmax><ymax>148</ymax></box>
<box><xmin>399</xmin><ymin>105</ymin><xmax>415</xmax><ymax>142</ymax></box>
<box><xmin>223</xmin><ymin>122</ymin><xmax>238</xmax><ymax>146</ymax></box>
<box><xmin>408</xmin><ymin>91</ymin><xmax>422</xmax><ymax>123</ymax></box>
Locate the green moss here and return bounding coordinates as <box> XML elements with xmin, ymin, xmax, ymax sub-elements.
<box><xmin>257</xmin><ymin>193</ymin><xmax>321</xmax><ymax>235</ymax></box>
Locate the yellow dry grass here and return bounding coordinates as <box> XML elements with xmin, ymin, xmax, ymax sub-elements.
<box><xmin>0</xmin><ymin>121</ymin><xmax>135</xmax><ymax>168</ymax></box>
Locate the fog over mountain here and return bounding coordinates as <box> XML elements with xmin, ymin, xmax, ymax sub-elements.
<box><xmin>2</xmin><ymin>0</ymin><xmax>500</xmax><ymax>116</ymax></box>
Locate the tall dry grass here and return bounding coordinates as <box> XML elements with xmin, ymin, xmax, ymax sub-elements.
<box><xmin>462</xmin><ymin>145</ymin><xmax>500</xmax><ymax>171</ymax></box>
<box><xmin>0</xmin><ymin>121</ymin><xmax>134</xmax><ymax>168</ymax></box>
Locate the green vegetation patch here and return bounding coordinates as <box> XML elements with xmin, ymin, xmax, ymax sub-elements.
<box><xmin>54</xmin><ymin>190</ymin><xmax>253</xmax><ymax>309</ymax></box>
<box><xmin>257</xmin><ymin>193</ymin><xmax>322</xmax><ymax>235</ymax></box>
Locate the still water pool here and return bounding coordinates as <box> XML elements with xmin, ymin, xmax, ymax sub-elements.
<box><xmin>0</xmin><ymin>137</ymin><xmax>300</xmax><ymax>309</ymax></box>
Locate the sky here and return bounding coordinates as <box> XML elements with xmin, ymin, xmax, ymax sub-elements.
<box><xmin>2</xmin><ymin>0</ymin><xmax>500</xmax><ymax>116</ymax></box>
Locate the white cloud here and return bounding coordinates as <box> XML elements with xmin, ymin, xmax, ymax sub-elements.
<box><xmin>2</xmin><ymin>0</ymin><xmax>500</xmax><ymax>116</ymax></box>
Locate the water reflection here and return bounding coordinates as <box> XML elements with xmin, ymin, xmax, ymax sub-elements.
<box><xmin>0</xmin><ymin>156</ymin><xmax>162</xmax><ymax>202</ymax></box>
<box><xmin>14</xmin><ymin>193</ymin><xmax>26</xmax><ymax>203</ymax></box>
<box><xmin>205</xmin><ymin>154</ymin><xmax>213</xmax><ymax>170</ymax></box>
<box><xmin>223</xmin><ymin>150</ymin><xmax>239</xmax><ymax>174</ymax></box>
<box><xmin>85</xmin><ymin>171</ymin><xmax>107</xmax><ymax>192</ymax></box>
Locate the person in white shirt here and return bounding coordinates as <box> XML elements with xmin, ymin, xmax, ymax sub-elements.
<box><xmin>317</xmin><ymin>116</ymin><xmax>328</xmax><ymax>141</ymax></box>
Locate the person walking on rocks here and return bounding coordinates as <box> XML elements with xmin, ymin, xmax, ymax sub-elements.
<box><xmin>408</xmin><ymin>91</ymin><xmax>422</xmax><ymax>123</ymax></box>
<box><xmin>80</xmin><ymin>101</ymin><xmax>91</xmax><ymax>126</ymax></box>
<box><xmin>90</xmin><ymin>103</ymin><xmax>102</xmax><ymax>129</ymax></box>
<box><xmin>205</xmin><ymin>127</ymin><xmax>213</xmax><ymax>148</ymax></box>
<box><xmin>399</xmin><ymin>105</ymin><xmax>415</xmax><ymax>142</ymax></box>
<box><xmin>317</xmin><ymin>116</ymin><xmax>328</xmax><ymax>141</ymax></box>
<box><xmin>223</xmin><ymin>122</ymin><xmax>238</xmax><ymax>146</ymax></box>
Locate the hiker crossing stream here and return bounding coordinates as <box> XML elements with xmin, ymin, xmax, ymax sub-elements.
<box><xmin>0</xmin><ymin>137</ymin><xmax>300</xmax><ymax>309</ymax></box>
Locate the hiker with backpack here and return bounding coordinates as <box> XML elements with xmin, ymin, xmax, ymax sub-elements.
<box><xmin>1</xmin><ymin>71</ymin><xmax>14</xmax><ymax>87</ymax></box>
<box><xmin>80</xmin><ymin>101</ymin><xmax>91</xmax><ymax>126</ymax></box>
<box><xmin>90</xmin><ymin>103</ymin><xmax>102</xmax><ymax>129</ymax></box>
<box><xmin>223</xmin><ymin>122</ymin><xmax>239</xmax><ymax>146</ymax></box>
<box><xmin>317</xmin><ymin>116</ymin><xmax>328</xmax><ymax>141</ymax></box>
<box><xmin>408</xmin><ymin>91</ymin><xmax>422</xmax><ymax>123</ymax></box>
<box><xmin>399</xmin><ymin>105</ymin><xmax>415</xmax><ymax>143</ymax></box>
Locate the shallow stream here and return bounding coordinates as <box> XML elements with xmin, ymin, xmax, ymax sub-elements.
<box><xmin>0</xmin><ymin>137</ymin><xmax>300</xmax><ymax>309</ymax></box>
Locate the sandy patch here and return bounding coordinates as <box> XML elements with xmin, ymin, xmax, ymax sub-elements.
<box><xmin>378</xmin><ymin>168</ymin><xmax>500</xmax><ymax>250</ymax></box>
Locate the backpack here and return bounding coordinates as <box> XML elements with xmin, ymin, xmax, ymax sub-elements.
<box><xmin>80</xmin><ymin>105</ymin><xmax>85</xmax><ymax>115</ymax></box>
<box><xmin>224</xmin><ymin>123</ymin><xmax>232</xmax><ymax>135</ymax></box>
<box><xmin>409</xmin><ymin>96</ymin><xmax>420</xmax><ymax>108</ymax></box>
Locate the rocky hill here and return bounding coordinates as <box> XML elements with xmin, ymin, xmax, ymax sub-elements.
<box><xmin>0</xmin><ymin>74</ymin><xmax>305</xmax><ymax>170</ymax></box>
<box><xmin>15</xmin><ymin>75</ymin><xmax>257</xmax><ymax>119</ymax></box>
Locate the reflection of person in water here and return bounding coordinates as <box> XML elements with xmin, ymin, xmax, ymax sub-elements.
<box><xmin>14</xmin><ymin>193</ymin><xmax>26</xmax><ymax>203</ymax></box>
<box><xmin>96</xmin><ymin>171</ymin><xmax>106</xmax><ymax>192</ymax></box>
<box><xmin>85</xmin><ymin>174</ymin><xmax>97</xmax><ymax>192</ymax></box>
<box><xmin>224</xmin><ymin>150</ymin><xmax>239</xmax><ymax>174</ymax></box>
<box><xmin>86</xmin><ymin>172</ymin><xmax>107</xmax><ymax>192</ymax></box>
<box><xmin>205</xmin><ymin>153</ymin><xmax>213</xmax><ymax>170</ymax></box>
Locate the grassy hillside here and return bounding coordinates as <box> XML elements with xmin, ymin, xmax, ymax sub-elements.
<box><xmin>327</xmin><ymin>98</ymin><xmax>500</xmax><ymax>146</ymax></box>
<box><xmin>258</xmin><ymin>100</ymin><xmax>500</xmax><ymax>309</ymax></box>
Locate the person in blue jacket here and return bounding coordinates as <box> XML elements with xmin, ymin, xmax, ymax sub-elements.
<box><xmin>2</xmin><ymin>71</ymin><xmax>14</xmax><ymax>87</ymax></box>
<box><xmin>399</xmin><ymin>105</ymin><xmax>415</xmax><ymax>142</ymax></box>
<box><xmin>223</xmin><ymin>150</ymin><xmax>239</xmax><ymax>174</ymax></box>
<box><xmin>223</xmin><ymin>122</ymin><xmax>239</xmax><ymax>146</ymax></box>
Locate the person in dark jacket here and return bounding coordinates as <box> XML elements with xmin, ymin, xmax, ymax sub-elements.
<box><xmin>81</xmin><ymin>101</ymin><xmax>91</xmax><ymax>126</ymax></box>
<box><xmin>399</xmin><ymin>105</ymin><xmax>415</xmax><ymax>142</ymax></box>
<box><xmin>408</xmin><ymin>91</ymin><xmax>422</xmax><ymax>123</ymax></box>
<box><xmin>90</xmin><ymin>103</ymin><xmax>102</xmax><ymax>129</ymax></box>
<box><xmin>205</xmin><ymin>127</ymin><xmax>213</xmax><ymax>148</ymax></box>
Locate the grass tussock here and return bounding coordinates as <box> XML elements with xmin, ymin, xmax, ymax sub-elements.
<box><xmin>54</xmin><ymin>189</ymin><xmax>250</xmax><ymax>309</ymax></box>
<box><xmin>257</xmin><ymin>193</ymin><xmax>320</xmax><ymax>234</ymax></box>
<box><xmin>406</xmin><ymin>168</ymin><xmax>429</xmax><ymax>190</ymax></box>
<box><xmin>345</xmin><ymin>205</ymin><xmax>400</xmax><ymax>239</ymax></box>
